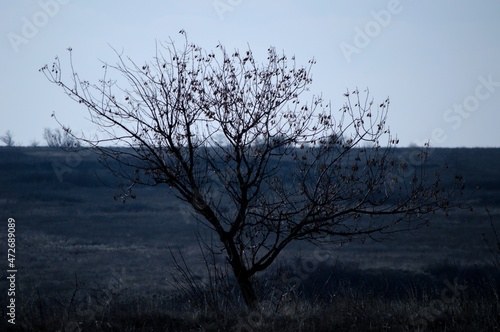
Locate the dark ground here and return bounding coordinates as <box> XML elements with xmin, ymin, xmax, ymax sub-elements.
<box><xmin>0</xmin><ymin>147</ymin><xmax>499</xmax><ymax>331</ymax></box>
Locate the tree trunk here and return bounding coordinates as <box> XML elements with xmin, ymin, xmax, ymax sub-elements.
<box><xmin>235</xmin><ymin>271</ymin><xmax>258</xmax><ymax>309</ymax></box>
<box><xmin>224</xmin><ymin>238</ymin><xmax>258</xmax><ymax>309</ymax></box>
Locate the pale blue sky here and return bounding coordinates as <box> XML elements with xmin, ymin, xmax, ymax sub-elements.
<box><xmin>1</xmin><ymin>0</ymin><xmax>499</xmax><ymax>147</ymax></box>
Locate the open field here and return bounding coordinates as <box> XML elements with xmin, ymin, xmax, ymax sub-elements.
<box><xmin>0</xmin><ymin>147</ymin><xmax>499</xmax><ymax>331</ymax></box>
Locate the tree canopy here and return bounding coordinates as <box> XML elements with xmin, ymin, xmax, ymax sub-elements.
<box><xmin>40</xmin><ymin>32</ymin><xmax>468</xmax><ymax>308</ymax></box>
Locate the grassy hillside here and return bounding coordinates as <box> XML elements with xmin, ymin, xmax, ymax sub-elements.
<box><xmin>0</xmin><ymin>147</ymin><xmax>499</xmax><ymax>331</ymax></box>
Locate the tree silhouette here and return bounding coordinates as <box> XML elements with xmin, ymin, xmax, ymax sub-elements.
<box><xmin>1</xmin><ymin>130</ymin><xmax>15</xmax><ymax>147</ymax></box>
<box><xmin>44</xmin><ymin>127</ymin><xmax>81</xmax><ymax>148</ymax></box>
<box><xmin>40</xmin><ymin>32</ymin><xmax>467</xmax><ymax>308</ymax></box>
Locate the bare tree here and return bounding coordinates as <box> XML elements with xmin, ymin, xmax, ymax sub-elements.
<box><xmin>1</xmin><ymin>130</ymin><xmax>15</xmax><ymax>147</ymax></box>
<box><xmin>44</xmin><ymin>127</ymin><xmax>80</xmax><ymax>148</ymax></box>
<box><xmin>40</xmin><ymin>32</ymin><xmax>467</xmax><ymax>308</ymax></box>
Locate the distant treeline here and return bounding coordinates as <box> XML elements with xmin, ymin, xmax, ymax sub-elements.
<box><xmin>1</xmin><ymin>146</ymin><xmax>499</xmax><ymax>205</ymax></box>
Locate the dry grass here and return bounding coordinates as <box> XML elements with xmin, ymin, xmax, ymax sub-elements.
<box><xmin>2</xmin><ymin>148</ymin><xmax>499</xmax><ymax>331</ymax></box>
<box><xmin>3</xmin><ymin>263</ymin><xmax>499</xmax><ymax>332</ymax></box>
